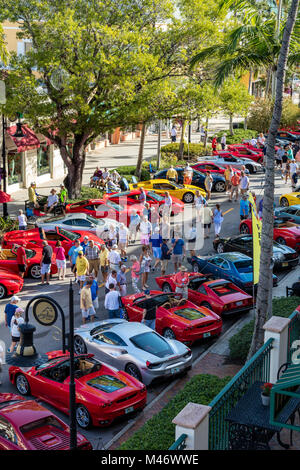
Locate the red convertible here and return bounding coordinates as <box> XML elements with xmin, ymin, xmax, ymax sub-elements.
<box><xmin>121</xmin><ymin>291</ymin><xmax>222</xmax><ymax>343</ymax></box>
<box><xmin>9</xmin><ymin>351</ymin><xmax>147</xmax><ymax>429</ymax></box>
<box><xmin>0</xmin><ymin>269</ymin><xmax>24</xmax><ymax>299</ymax></box>
<box><xmin>103</xmin><ymin>189</ymin><xmax>184</xmax><ymax>216</ymax></box>
<box><xmin>155</xmin><ymin>273</ymin><xmax>252</xmax><ymax>316</ymax></box>
<box><xmin>214</xmin><ymin>148</ymin><xmax>263</xmax><ymax>164</ymax></box>
<box><xmin>191</xmin><ymin>161</ymin><xmax>241</xmax><ymax>176</ymax></box>
<box><xmin>0</xmin><ymin>246</ymin><xmax>57</xmax><ymax>279</ymax></box>
<box><xmin>240</xmin><ymin>218</ymin><xmax>300</xmax><ymax>251</ymax></box>
<box><xmin>65</xmin><ymin>199</ymin><xmax>139</xmax><ymax>226</ymax></box>
<box><xmin>2</xmin><ymin>226</ymin><xmax>103</xmax><ymax>255</ymax></box>
<box><xmin>0</xmin><ymin>393</ymin><xmax>92</xmax><ymax>450</ymax></box>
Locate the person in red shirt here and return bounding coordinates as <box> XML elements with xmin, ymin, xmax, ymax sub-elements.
<box><xmin>211</xmin><ymin>136</ymin><xmax>217</xmax><ymax>152</ymax></box>
<box><xmin>16</xmin><ymin>242</ymin><xmax>27</xmax><ymax>278</ymax></box>
<box><xmin>173</xmin><ymin>266</ymin><xmax>189</xmax><ymax>299</ymax></box>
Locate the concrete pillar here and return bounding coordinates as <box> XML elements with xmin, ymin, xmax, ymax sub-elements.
<box><xmin>263</xmin><ymin>316</ymin><xmax>291</xmax><ymax>383</ymax></box>
<box><xmin>172</xmin><ymin>402</ymin><xmax>211</xmax><ymax>450</ymax></box>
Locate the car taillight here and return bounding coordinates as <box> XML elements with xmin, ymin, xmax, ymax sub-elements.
<box><xmin>146</xmin><ymin>361</ymin><xmax>162</xmax><ymax>369</ymax></box>
<box><xmin>78</xmin><ymin>442</ymin><xmax>93</xmax><ymax>450</ymax></box>
<box><xmin>183</xmin><ymin>349</ymin><xmax>192</xmax><ymax>358</ymax></box>
<box><xmin>140</xmin><ymin>386</ymin><xmax>146</xmax><ymax>393</ymax></box>
<box><xmin>100</xmin><ymin>402</ymin><xmax>112</xmax><ymax>408</ymax></box>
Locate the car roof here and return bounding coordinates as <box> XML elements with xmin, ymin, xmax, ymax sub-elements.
<box><xmin>109</xmin><ymin>321</ymin><xmax>155</xmax><ymax>339</ymax></box>
<box><xmin>214</xmin><ymin>252</ymin><xmax>251</xmax><ymax>261</ymax></box>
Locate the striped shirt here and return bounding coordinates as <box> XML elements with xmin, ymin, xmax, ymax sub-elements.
<box><xmin>85</xmin><ymin>245</ymin><xmax>100</xmax><ymax>260</ymax></box>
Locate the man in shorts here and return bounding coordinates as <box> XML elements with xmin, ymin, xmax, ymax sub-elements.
<box><xmin>76</xmin><ymin>250</ymin><xmax>89</xmax><ymax>293</ymax></box>
<box><xmin>16</xmin><ymin>242</ymin><xmax>27</xmax><ymax>278</ymax></box>
<box><xmin>161</xmin><ymin>239</ymin><xmax>171</xmax><ymax>275</ymax></box>
<box><xmin>40</xmin><ymin>240</ymin><xmax>53</xmax><ymax>285</ymax></box>
<box><xmin>99</xmin><ymin>244</ymin><xmax>109</xmax><ymax>282</ymax></box>
<box><xmin>80</xmin><ymin>279</ymin><xmax>95</xmax><ymax>324</ymax></box>
<box><xmin>171</xmin><ymin>233</ymin><xmax>185</xmax><ymax>272</ymax></box>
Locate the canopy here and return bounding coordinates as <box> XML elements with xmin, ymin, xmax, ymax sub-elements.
<box><xmin>6</xmin><ymin>124</ymin><xmax>41</xmax><ymax>153</ymax></box>
<box><xmin>0</xmin><ymin>191</ymin><xmax>12</xmax><ymax>203</ymax></box>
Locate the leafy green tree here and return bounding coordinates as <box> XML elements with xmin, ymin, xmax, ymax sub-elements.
<box><xmin>218</xmin><ymin>79</ymin><xmax>252</xmax><ymax>134</ymax></box>
<box><xmin>247</xmin><ymin>97</ymin><xmax>300</xmax><ymax>132</ymax></box>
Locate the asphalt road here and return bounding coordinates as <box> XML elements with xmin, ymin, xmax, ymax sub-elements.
<box><xmin>0</xmin><ymin>167</ymin><xmax>295</xmax><ymax>449</ymax></box>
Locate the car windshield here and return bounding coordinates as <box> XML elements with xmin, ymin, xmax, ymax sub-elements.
<box><xmin>173</xmin><ymin>308</ymin><xmax>207</xmax><ymax>320</ymax></box>
<box><xmin>106</xmin><ymin>200</ymin><xmax>124</xmax><ymax>211</ymax></box>
<box><xmin>147</xmin><ymin>191</ymin><xmax>164</xmax><ymax>202</ymax></box>
<box><xmin>87</xmin><ymin>375</ymin><xmax>126</xmax><ymax>393</ymax></box>
<box><xmin>59</xmin><ymin>228</ymin><xmax>80</xmax><ymax>241</ymax></box>
<box><xmin>20</xmin><ymin>416</ymin><xmax>65</xmax><ymax>434</ymax></box>
<box><xmin>36</xmin><ymin>358</ymin><xmax>65</xmax><ymax>370</ymax></box>
<box><xmin>130</xmin><ymin>332</ymin><xmax>173</xmax><ymax>357</ymax></box>
<box><xmin>86</xmin><ymin>216</ymin><xmax>105</xmax><ymax>226</ymax></box>
<box><xmin>234</xmin><ymin>261</ymin><xmax>253</xmax><ymax>273</ymax></box>
<box><xmin>90</xmin><ymin>322</ymin><xmax>124</xmax><ymax>336</ymax></box>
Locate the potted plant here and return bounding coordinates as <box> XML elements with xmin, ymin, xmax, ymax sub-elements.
<box><xmin>261</xmin><ymin>382</ymin><xmax>273</xmax><ymax>406</ymax></box>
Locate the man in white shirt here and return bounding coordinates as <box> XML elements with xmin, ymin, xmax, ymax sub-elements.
<box><xmin>250</xmin><ymin>137</ymin><xmax>258</xmax><ymax>147</ymax></box>
<box><xmin>108</xmin><ymin>244</ymin><xmax>121</xmax><ymax>271</ymax></box>
<box><xmin>105</xmin><ymin>270</ymin><xmax>118</xmax><ymax>293</ymax></box>
<box><xmin>44</xmin><ymin>189</ymin><xmax>59</xmax><ymax>213</ymax></box>
<box><xmin>118</xmin><ymin>224</ymin><xmax>129</xmax><ymax>261</ymax></box>
<box><xmin>140</xmin><ymin>216</ymin><xmax>152</xmax><ymax>245</ymax></box>
<box><xmin>239</xmin><ymin>171</ymin><xmax>249</xmax><ymax>195</ymax></box>
<box><xmin>170</xmin><ymin>125</ymin><xmax>177</xmax><ymax>143</ymax></box>
<box><xmin>104</xmin><ymin>284</ymin><xmax>121</xmax><ymax>318</ymax></box>
<box><xmin>221</xmin><ymin>134</ymin><xmax>226</xmax><ymax>150</ymax></box>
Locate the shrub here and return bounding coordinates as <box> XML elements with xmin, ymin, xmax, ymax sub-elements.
<box><xmin>215</xmin><ymin>129</ymin><xmax>257</xmax><ymax>144</ymax></box>
<box><xmin>229</xmin><ymin>296</ymin><xmax>300</xmax><ymax>362</ymax></box>
<box><xmin>119</xmin><ymin>374</ymin><xmax>230</xmax><ymax>450</ymax></box>
<box><xmin>247</xmin><ymin>98</ymin><xmax>300</xmax><ymax>133</ymax></box>
<box><xmin>117</xmin><ymin>165</ymin><xmax>150</xmax><ymax>181</ymax></box>
<box><xmin>161</xmin><ymin>143</ymin><xmax>213</xmax><ymax>159</ymax></box>
<box><xmin>0</xmin><ymin>217</ymin><xmax>18</xmax><ymax>234</ymax></box>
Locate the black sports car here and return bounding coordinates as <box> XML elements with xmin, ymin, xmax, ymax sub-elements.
<box><xmin>213</xmin><ymin>234</ymin><xmax>299</xmax><ymax>271</ymax></box>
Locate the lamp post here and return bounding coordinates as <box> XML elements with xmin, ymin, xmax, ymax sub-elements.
<box><xmin>0</xmin><ymin>80</ymin><xmax>8</xmax><ymax>219</ymax></box>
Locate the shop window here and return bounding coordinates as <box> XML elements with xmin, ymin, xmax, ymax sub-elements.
<box><xmin>8</xmin><ymin>153</ymin><xmax>22</xmax><ymax>185</ymax></box>
<box><xmin>37</xmin><ymin>146</ymin><xmax>50</xmax><ymax>176</ymax></box>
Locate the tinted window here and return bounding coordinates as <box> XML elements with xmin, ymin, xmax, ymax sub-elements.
<box><xmin>59</xmin><ymin>228</ymin><xmax>79</xmax><ymax>241</ymax></box>
<box><xmin>102</xmin><ymin>332</ymin><xmax>127</xmax><ymax>346</ymax></box>
<box><xmin>130</xmin><ymin>332</ymin><xmax>173</xmax><ymax>357</ymax></box>
<box><xmin>234</xmin><ymin>261</ymin><xmax>253</xmax><ymax>273</ymax></box>
<box><xmin>0</xmin><ymin>417</ymin><xmax>18</xmax><ymax>445</ymax></box>
<box><xmin>20</xmin><ymin>416</ymin><xmax>64</xmax><ymax>434</ymax></box>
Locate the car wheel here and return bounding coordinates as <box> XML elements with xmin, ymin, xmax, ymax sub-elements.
<box><xmin>276</xmin><ymin>237</ymin><xmax>286</xmax><ymax>245</ymax></box>
<box><xmin>193</xmin><ymin>262</ymin><xmax>200</xmax><ymax>273</ymax></box>
<box><xmin>76</xmin><ymin>405</ymin><xmax>92</xmax><ymax>429</ymax></box>
<box><xmin>121</xmin><ymin>309</ymin><xmax>129</xmax><ymax>321</ymax></box>
<box><xmin>162</xmin><ymin>283</ymin><xmax>172</xmax><ymax>293</ymax></box>
<box><xmin>163</xmin><ymin>328</ymin><xmax>176</xmax><ymax>340</ymax></box>
<box><xmin>280</xmin><ymin>197</ymin><xmax>289</xmax><ymax>207</ymax></box>
<box><xmin>201</xmin><ymin>302</ymin><xmax>212</xmax><ymax>310</ymax></box>
<box><xmin>125</xmin><ymin>363</ymin><xmax>143</xmax><ymax>382</ymax></box>
<box><xmin>16</xmin><ymin>374</ymin><xmax>31</xmax><ymax>395</ymax></box>
<box><xmin>182</xmin><ymin>192</ymin><xmax>194</xmax><ymax>203</ymax></box>
<box><xmin>214</xmin><ymin>181</ymin><xmax>226</xmax><ymax>192</ymax></box>
<box><xmin>216</xmin><ymin>242</ymin><xmax>225</xmax><ymax>253</ymax></box>
<box><xmin>74</xmin><ymin>336</ymin><xmax>87</xmax><ymax>354</ymax></box>
<box><xmin>0</xmin><ymin>284</ymin><xmax>7</xmax><ymax>299</ymax></box>
<box><xmin>29</xmin><ymin>264</ymin><xmax>41</xmax><ymax>279</ymax></box>
<box><xmin>245</xmin><ymin>164</ymin><xmax>254</xmax><ymax>174</ymax></box>
<box><xmin>240</xmin><ymin>223</ymin><xmax>250</xmax><ymax>234</ymax></box>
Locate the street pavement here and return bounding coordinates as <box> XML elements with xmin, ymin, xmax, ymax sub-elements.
<box><xmin>0</xmin><ymin>130</ymin><xmax>299</xmax><ymax>449</ymax></box>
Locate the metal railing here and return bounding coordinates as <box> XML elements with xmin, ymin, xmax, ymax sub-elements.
<box><xmin>208</xmin><ymin>338</ymin><xmax>274</xmax><ymax>450</ymax></box>
<box><xmin>287</xmin><ymin>308</ymin><xmax>300</xmax><ymax>363</ymax></box>
<box><xmin>169</xmin><ymin>433</ymin><xmax>188</xmax><ymax>451</ymax></box>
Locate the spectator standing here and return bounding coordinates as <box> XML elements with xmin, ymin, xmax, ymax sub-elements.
<box><xmin>68</xmin><ymin>239</ymin><xmax>81</xmax><ymax>281</ymax></box>
<box><xmin>161</xmin><ymin>239</ymin><xmax>171</xmax><ymax>275</ymax></box>
<box><xmin>224</xmin><ymin>166</ymin><xmax>233</xmax><ymax>194</ymax></box>
<box><xmin>80</xmin><ymin>236</ymin><xmax>89</xmax><ymax>254</ymax></box>
<box><xmin>281</xmin><ymin>148</ymin><xmax>288</xmax><ymax>177</ymax></box>
<box><xmin>240</xmin><ymin>194</ymin><xmax>250</xmax><ymax>221</ymax></box>
<box><xmin>276</xmin><ymin>146</ymin><xmax>285</xmax><ymax>169</ymax></box>
<box><xmin>195</xmin><ymin>190</ymin><xmax>206</xmax><ymax>222</ymax></box>
<box><xmin>40</xmin><ymin>240</ymin><xmax>53</xmax><ymax>285</ymax></box>
<box><xmin>16</xmin><ymin>242</ymin><xmax>27</xmax><ymax>278</ymax></box>
<box><xmin>28</xmin><ymin>182</ymin><xmax>39</xmax><ymax>208</ymax></box>
<box><xmin>150</xmin><ymin>226</ymin><xmax>162</xmax><ymax>271</ymax></box>
<box><xmin>85</xmin><ymin>240</ymin><xmax>100</xmax><ymax>277</ymax></box>
<box><xmin>290</xmin><ymin>161</ymin><xmax>298</xmax><ymax>189</ymax></box>
<box><xmin>76</xmin><ymin>250</ymin><xmax>89</xmax><ymax>293</ymax></box>
<box><xmin>183</xmin><ymin>163</ymin><xmax>193</xmax><ymax>185</ymax></box>
<box><xmin>9</xmin><ymin>307</ymin><xmax>24</xmax><ymax>353</ymax></box>
<box><xmin>221</xmin><ymin>134</ymin><xmax>226</xmax><ymax>150</ymax></box>
<box><xmin>141</xmin><ymin>290</ymin><xmax>157</xmax><ymax>330</ymax></box>
<box><xmin>59</xmin><ymin>184</ymin><xmax>67</xmax><ymax>215</ymax></box>
<box><xmin>138</xmin><ymin>188</ymin><xmax>147</xmax><ymax>204</ymax></box>
<box><xmin>239</xmin><ymin>171</ymin><xmax>249</xmax><ymax>196</ymax></box>
<box><xmin>128</xmin><ymin>210</ymin><xmax>140</xmax><ymax>244</ymax></box>
<box><xmin>105</xmin><ymin>270</ymin><xmax>118</xmax><ymax>294</ymax></box>
<box><xmin>108</xmin><ymin>225</ymin><xmax>118</xmax><ymax>248</ymax></box>
<box><xmin>162</xmin><ymin>191</ymin><xmax>173</xmax><ymax>220</ymax></box>
<box><xmin>166</xmin><ymin>166</ymin><xmax>178</xmax><ymax>183</ymax></box>
<box><xmin>287</xmin><ymin>143</ymin><xmax>294</xmax><ymax>161</ymax></box>
<box><xmin>204</xmin><ymin>171</ymin><xmax>213</xmax><ymax>201</ymax></box>
<box><xmin>211</xmin><ymin>136</ymin><xmax>217</xmax><ymax>152</ymax></box>
<box><xmin>117</xmin><ymin>265</ymin><xmax>127</xmax><ymax>297</ymax></box>
<box><xmin>229</xmin><ymin>171</ymin><xmax>240</xmax><ymax>202</ymax></box>
<box><xmin>161</xmin><ymin>215</ymin><xmax>171</xmax><ymax>240</ymax></box>
<box><xmin>186</xmin><ymin>222</ymin><xmax>197</xmax><ymax>257</ymax></box>
<box><xmin>250</xmin><ymin>136</ymin><xmax>258</xmax><ymax>147</ymax></box>
<box><xmin>284</xmin><ymin>161</ymin><xmax>290</xmax><ymax>184</ymax></box>
<box><xmin>150</xmin><ymin>205</ymin><xmax>160</xmax><ymax>231</ymax></box>
<box><xmin>54</xmin><ymin>241</ymin><xmax>66</xmax><ymax>280</ymax></box>
<box><xmin>99</xmin><ymin>244</ymin><xmax>109</xmax><ymax>282</ymax></box>
<box><xmin>4</xmin><ymin>295</ymin><xmax>20</xmax><ymax>331</ymax></box>
<box><xmin>108</xmin><ymin>244</ymin><xmax>121</xmax><ymax>272</ymax></box>
<box><xmin>173</xmin><ymin>266</ymin><xmax>189</xmax><ymax>299</ymax></box>
<box><xmin>171</xmin><ymin>233</ymin><xmax>185</xmax><ymax>272</ymax></box>
<box><xmin>80</xmin><ymin>279</ymin><xmax>95</xmax><ymax>324</ymax></box>
<box><xmin>202</xmin><ymin>203</ymin><xmax>213</xmax><ymax>238</ymax></box>
<box><xmin>17</xmin><ymin>210</ymin><xmax>27</xmax><ymax>230</ymax></box>
<box><xmin>87</xmin><ymin>274</ymin><xmax>99</xmax><ymax>311</ymax></box>
<box><xmin>257</xmin><ymin>133</ymin><xmax>265</xmax><ymax>148</ymax></box>
<box><xmin>213</xmin><ymin>204</ymin><xmax>223</xmax><ymax>238</ymax></box>
<box><xmin>139</xmin><ymin>246</ymin><xmax>152</xmax><ymax>290</ymax></box>
<box><xmin>140</xmin><ymin>216</ymin><xmax>152</xmax><ymax>246</ymax></box>
<box><xmin>170</xmin><ymin>125</ymin><xmax>177</xmax><ymax>143</ymax></box>
<box><xmin>130</xmin><ymin>255</ymin><xmax>141</xmax><ymax>293</ymax></box>
<box><xmin>104</xmin><ymin>284</ymin><xmax>121</xmax><ymax>319</ymax></box>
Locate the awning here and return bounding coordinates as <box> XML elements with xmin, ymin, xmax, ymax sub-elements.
<box><xmin>4</xmin><ymin>133</ymin><xmax>18</xmax><ymax>152</ymax></box>
<box><xmin>35</xmin><ymin>132</ymin><xmax>52</xmax><ymax>146</ymax></box>
<box><xmin>0</xmin><ymin>191</ymin><xmax>12</xmax><ymax>203</ymax></box>
<box><xmin>6</xmin><ymin>124</ymin><xmax>41</xmax><ymax>153</ymax></box>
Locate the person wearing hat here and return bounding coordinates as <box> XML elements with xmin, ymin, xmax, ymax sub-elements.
<box><xmin>141</xmin><ymin>290</ymin><xmax>156</xmax><ymax>330</ymax></box>
<box><xmin>44</xmin><ymin>188</ymin><xmax>59</xmax><ymax>214</ymax></box>
<box><xmin>108</xmin><ymin>244</ymin><xmax>121</xmax><ymax>271</ymax></box>
<box><xmin>40</xmin><ymin>240</ymin><xmax>53</xmax><ymax>285</ymax></box>
<box><xmin>240</xmin><ymin>194</ymin><xmax>250</xmax><ymax>221</ymax></box>
<box><xmin>173</xmin><ymin>266</ymin><xmax>189</xmax><ymax>300</ymax></box>
<box><xmin>117</xmin><ymin>265</ymin><xmax>127</xmax><ymax>297</ymax></box>
<box><xmin>75</xmin><ymin>250</ymin><xmax>89</xmax><ymax>293</ymax></box>
<box><xmin>80</xmin><ymin>236</ymin><xmax>89</xmax><ymax>254</ymax></box>
<box><xmin>4</xmin><ymin>295</ymin><xmax>20</xmax><ymax>331</ymax></box>
<box><xmin>59</xmin><ymin>184</ymin><xmax>67</xmax><ymax>215</ymax></box>
<box><xmin>16</xmin><ymin>242</ymin><xmax>27</xmax><ymax>278</ymax></box>
<box><xmin>9</xmin><ymin>307</ymin><xmax>24</xmax><ymax>353</ymax></box>
<box><xmin>150</xmin><ymin>226</ymin><xmax>162</xmax><ymax>271</ymax></box>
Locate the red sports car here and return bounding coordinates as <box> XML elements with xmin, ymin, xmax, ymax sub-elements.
<box><xmin>214</xmin><ymin>148</ymin><xmax>263</xmax><ymax>164</ymax></box>
<box><xmin>0</xmin><ymin>269</ymin><xmax>24</xmax><ymax>299</ymax></box>
<box><xmin>155</xmin><ymin>273</ymin><xmax>253</xmax><ymax>316</ymax></box>
<box><xmin>2</xmin><ymin>226</ymin><xmax>103</xmax><ymax>255</ymax></box>
<box><xmin>191</xmin><ymin>161</ymin><xmax>241</xmax><ymax>176</ymax></box>
<box><xmin>0</xmin><ymin>245</ymin><xmax>57</xmax><ymax>279</ymax></box>
<box><xmin>121</xmin><ymin>290</ymin><xmax>222</xmax><ymax>344</ymax></box>
<box><xmin>240</xmin><ymin>218</ymin><xmax>300</xmax><ymax>251</ymax></box>
<box><xmin>65</xmin><ymin>199</ymin><xmax>138</xmax><ymax>226</ymax></box>
<box><xmin>0</xmin><ymin>393</ymin><xmax>92</xmax><ymax>450</ymax></box>
<box><xmin>9</xmin><ymin>351</ymin><xmax>147</xmax><ymax>429</ymax></box>
<box><xmin>103</xmin><ymin>189</ymin><xmax>184</xmax><ymax>216</ymax></box>
<box><xmin>228</xmin><ymin>143</ymin><xmax>264</xmax><ymax>156</ymax></box>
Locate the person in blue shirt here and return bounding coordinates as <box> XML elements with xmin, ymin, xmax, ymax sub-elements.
<box><xmin>80</xmin><ymin>236</ymin><xmax>89</xmax><ymax>254</ymax></box>
<box><xmin>171</xmin><ymin>233</ymin><xmax>185</xmax><ymax>272</ymax></box>
<box><xmin>5</xmin><ymin>296</ymin><xmax>20</xmax><ymax>331</ymax></box>
<box><xmin>68</xmin><ymin>239</ymin><xmax>82</xmax><ymax>280</ymax></box>
<box><xmin>150</xmin><ymin>227</ymin><xmax>163</xmax><ymax>271</ymax></box>
<box><xmin>84</xmin><ymin>275</ymin><xmax>99</xmax><ymax>312</ymax></box>
<box><xmin>161</xmin><ymin>239</ymin><xmax>171</xmax><ymax>275</ymax></box>
<box><xmin>240</xmin><ymin>195</ymin><xmax>250</xmax><ymax>221</ymax></box>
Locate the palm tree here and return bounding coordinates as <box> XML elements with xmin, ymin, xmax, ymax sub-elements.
<box><xmin>190</xmin><ymin>0</ymin><xmax>300</xmax><ymax>94</ymax></box>
<box><xmin>248</xmin><ymin>0</ymin><xmax>300</xmax><ymax>357</ymax></box>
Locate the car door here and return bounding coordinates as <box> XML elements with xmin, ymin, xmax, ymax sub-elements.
<box><xmin>208</xmin><ymin>257</ymin><xmax>225</xmax><ymax>275</ymax></box>
<box><xmin>127</xmin><ymin>299</ymin><xmax>144</xmax><ymax>322</ymax></box>
<box><xmin>32</xmin><ymin>363</ymin><xmax>68</xmax><ymax>408</ymax></box>
<box><xmin>92</xmin><ymin>332</ymin><xmax>128</xmax><ymax>368</ymax></box>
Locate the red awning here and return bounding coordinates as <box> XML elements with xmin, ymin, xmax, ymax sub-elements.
<box><xmin>6</xmin><ymin>124</ymin><xmax>41</xmax><ymax>153</ymax></box>
<box><xmin>0</xmin><ymin>191</ymin><xmax>12</xmax><ymax>203</ymax></box>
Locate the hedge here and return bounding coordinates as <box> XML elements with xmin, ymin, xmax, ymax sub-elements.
<box><xmin>215</xmin><ymin>129</ymin><xmax>257</xmax><ymax>144</ymax></box>
<box><xmin>161</xmin><ymin>142</ymin><xmax>213</xmax><ymax>159</ymax></box>
<box><xmin>119</xmin><ymin>374</ymin><xmax>230</xmax><ymax>450</ymax></box>
<box><xmin>117</xmin><ymin>165</ymin><xmax>150</xmax><ymax>181</ymax></box>
<box><xmin>229</xmin><ymin>296</ymin><xmax>300</xmax><ymax>362</ymax></box>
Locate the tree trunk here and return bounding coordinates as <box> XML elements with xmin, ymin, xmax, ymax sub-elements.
<box><xmin>135</xmin><ymin>121</ymin><xmax>146</xmax><ymax>179</ymax></box>
<box><xmin>204</xmin><ymin>116</ymin><xmax>209</xmax><ymax>149</ymax></box>
<box><xmin>265</xmin><ymin>67</ymin><xmax>272</xmax><ymax>96</ymax></box>
<box><xmin>59</xmin><ymin>135</ymin><xmax>87</xmax><ymax>199</ymax></box>
<box><xmin>229</xmin><ymin>114</ymin><xmax>234</xmax><ymax>135</ymax></box>
<box><xmin>178</xmin><ymin>119</ymin><xmax>187</xmax><ymax>159</ymax></box>
<box><xmin>247</xmin><ymin>0</ymin><xmax>300</xmax><ymax>360</ymax></box>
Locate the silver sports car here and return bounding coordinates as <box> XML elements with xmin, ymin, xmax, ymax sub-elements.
<box><xmin>73</xmin><ymin>320</ymin><xmax>193</xmax><ymax>386</ymax></box>
<box><xmin>203</xmin><ymin>153</ymin><xmax>263</xmax><ymax>173</ymax></box>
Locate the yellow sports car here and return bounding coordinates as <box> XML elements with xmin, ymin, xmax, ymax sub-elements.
<box><xmin>129</xmin><ymin>179</ymin><xmax>206</xmax><ymax>203</ymax></box>
<box><xmin>280</xmin><ymin>189</ymin><xmax>300</xmax><ymax>207</ymax></box>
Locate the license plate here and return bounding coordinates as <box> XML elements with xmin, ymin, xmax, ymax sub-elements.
<box><xmin>171</xmin><ymin>367</ymin><xmax>180</xmax><ymax>374</ymax></box>
<box><xmin>125</xmin><ymin>406</ymin><xmax>134</xmax><ymax>414</ymax></box>
<box><xmin>236</xmin><ymin>301</ymin><xmax>243</xmax><ymax>306</ymax></box>
<box><xmin>203</xmin><ymin>332</ymin><xmax>211</xmax><ymax>338</ymax></box>
<box><xmin>282</xmin><ymin>262</ymin><xmax>288</xmax><ymax>267</ymax></box>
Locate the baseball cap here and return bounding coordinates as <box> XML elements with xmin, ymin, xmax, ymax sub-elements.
<box><xmin>112</xmin><ymin>244</ymin><xmax>118</xmax><ymax>249</ymax></box>
<box><xmin>15</xmin><ymin>307</ymin><xmax>24</xmax><ymax>314</ymax></box>
<box><xmin>84</xmin><ymin>236</ymin><xmax>89</xmax><ymax>240</ymax></box>
<box><xmin>11</xmin><ymin>295</ymin><xmax>20</xmax><ymax>302</ymax></box>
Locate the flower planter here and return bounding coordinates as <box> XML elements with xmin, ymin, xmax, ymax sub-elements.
<box><xmin>261</xmin><ymin>393</ymin><xmax>270</xmax><ymax>407</ymax></box>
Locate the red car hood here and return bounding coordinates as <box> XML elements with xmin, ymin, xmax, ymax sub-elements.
<box><xmin>0</xmin><ymin>268</ymin><xmax>24</xmax><ymax>281</ymax></box>
<box><xmin>163</xmin><ymin>301</ymin><xmax>219</xmax><ymax>326</ymax></box>
<box><xmin>277</xmin><ymin>225</ymin><xmax>300</xmax><ymax>237</ymax></box>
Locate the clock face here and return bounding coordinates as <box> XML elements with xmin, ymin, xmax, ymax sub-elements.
<box><xmin>33</xmin><ymin>300</ymin><xmax>58</xmax><ymax>326</ymax></box>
